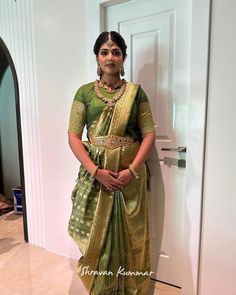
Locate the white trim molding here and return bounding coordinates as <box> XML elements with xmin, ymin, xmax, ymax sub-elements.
<box><xmin>0</xmin><ymin>0</ymin><xmax>45</xmax><ymax>247</ymax></box>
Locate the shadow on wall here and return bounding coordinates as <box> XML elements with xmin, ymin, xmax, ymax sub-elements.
<box><xmin>138</xmin><ymin>62</ymin><xmax>195</xmax><ymax>294</ymax></box>
<box><xmin>146</xmin><ymin>145</ymin><xmax>165</xmax><ymax>295</ymax></box>
<box><xmin>137</xmin><ymin>62</ymin><xmax>165</xmax><ymax>295</ymax></box>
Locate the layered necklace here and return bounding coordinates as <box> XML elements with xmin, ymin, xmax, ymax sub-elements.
<box><xmin>94</xmin><ymin>79</ymin><xmax>127</xmax><ymax>107</ymax></box>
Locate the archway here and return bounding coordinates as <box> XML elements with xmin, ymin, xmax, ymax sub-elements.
<box><xmin>0</xmin><ymin>36</ymin><xmax>28</xmax><ymax>242</ymax></box>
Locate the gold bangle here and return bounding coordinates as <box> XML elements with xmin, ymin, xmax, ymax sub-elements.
<box><xmin>91</xmin><ymin>166</ymin><xmax>98</xmax><ymax>177</ymax></box>
<box><xmin>128</xmin><ymin>164</ymin><xmax>139</xmax><ymax>179</ymax></box>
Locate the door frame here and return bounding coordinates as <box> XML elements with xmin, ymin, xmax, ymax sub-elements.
<box><xmin>0</xmin><ymin>37</ymin><xmax>28</xmax><ymax>241</ymax></box>
<box><xmin>87</xmin><ymin>1</ymin><xmax>211</xmax><ymax>294</ymax></box>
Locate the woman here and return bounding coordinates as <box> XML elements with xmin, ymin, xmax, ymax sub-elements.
<box><xmin>68</xmin><ymin>31</ymin><xmax>155</xmax><ymax>295</ymax></box>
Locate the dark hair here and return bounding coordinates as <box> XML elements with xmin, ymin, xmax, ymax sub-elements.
<box><xmin>93</xmin><ymin>31</ymin><xmax>127</xmax><ymax>60</ymax></box>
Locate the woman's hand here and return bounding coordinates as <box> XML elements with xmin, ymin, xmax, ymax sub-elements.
<box><xmin>95</xmin><ymin>169</ymin><xmax>124</xmax><ymax>191</ymax></box>
<box><xmin>117</xmin><ymin>169</ymin><xmax>133</xmax><ymax>189</ymax></box>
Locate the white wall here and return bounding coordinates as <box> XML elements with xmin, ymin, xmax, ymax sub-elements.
<box><xmin>199</xmin><ymin>1</ymin><xmax>236</xmax><ymax>294</ymax></box>
<box><xmin>0</xmin><ymin>0</ymin><xmax>92</xmax><ymax>258</ymax></box>
<box><xmin>33</xmin><ymin>0</ymin><xmax>88</xmax><ymax>258</ymax></box>
<box><xmin>0</xmin><ymin>0</ymin><xmax>45</xmax><ymax>246</ymax></box>
<box><xmin>0</xmin><ymin>67</ymin><xmax>21</xmax><ymax>199</ymax></box>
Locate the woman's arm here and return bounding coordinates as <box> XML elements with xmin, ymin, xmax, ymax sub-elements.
<box><xmin>68</xmin><ymin>132</ymin><xmax>97</xmax><ymax>175</ymax></box>
<box><xmin>68</xmin><ymin>132</ymin><xmax>123</xmax><ymax>190</ymax></box>
<box><xmin>117</xmin><ymin>132</ymin><xmax>155</xmax><ymax>186</ymax></box>
<box><xmin>131</xmin><ymin>132</ymin><xmax>155</xmax><ymax>171</ymax></box>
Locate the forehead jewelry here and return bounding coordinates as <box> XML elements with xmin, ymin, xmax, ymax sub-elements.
<box><xmin>106</xmin><ymin>33</ymin><xmax>113</xmax><ymax>47</ymax></box>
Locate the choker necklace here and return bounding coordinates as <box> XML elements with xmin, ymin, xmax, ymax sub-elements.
<box><xmin>98</xmin><ymin>79</ymin><xmax>126</xmax><ymax>93</ymax></box>
<box><xmin>94</xmin><ymin>79</ymin><xmax>127</xmax><ymax>107</ymax></box>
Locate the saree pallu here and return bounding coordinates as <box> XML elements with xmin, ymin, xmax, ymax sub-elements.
<box><xmin>68</xmin><ymin>83</ymin><xmax>151</xmax><ymax>295</ymax></box>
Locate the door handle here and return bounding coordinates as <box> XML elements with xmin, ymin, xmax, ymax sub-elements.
<box><xmin>159</xmin><ymin>157</ymin><xmax>186</xmax><ymax>168</ymax></box>
<box><xmin>161</xmin><ymin>146</ymin><xmax>187</xmax><ymax>153</ymax></box>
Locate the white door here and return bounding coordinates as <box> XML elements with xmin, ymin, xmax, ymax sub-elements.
<box><xmin>88</xmin><ymin>0</ymin><xmax>210</xmax><ymax>294</ymax></box>
<box><xmin>105</xmin><ymin>0</ymin><xmax>190</xmax><ymax>287</ymax></box>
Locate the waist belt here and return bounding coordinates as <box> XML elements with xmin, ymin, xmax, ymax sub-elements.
<box><xmin>90</xmin><ymin>135</ymin><xmax>134</xmax><ymax>149</ymax></box>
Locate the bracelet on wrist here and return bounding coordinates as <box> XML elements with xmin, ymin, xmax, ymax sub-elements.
<box><xmin>128</xmin><ymin>164</ymin><xmax>139</xmax><ymax>179</ymax></box>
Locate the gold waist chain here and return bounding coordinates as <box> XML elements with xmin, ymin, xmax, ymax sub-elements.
<box><xmin>90</xmin><ymin>135</ymin><xmax>134</xmax><ymax>149</ymax></box>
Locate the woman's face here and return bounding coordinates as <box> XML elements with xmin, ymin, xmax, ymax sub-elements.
<box><xmin>97</xmin><ymin>42</ymin><xmax>123</xmax><ymax>77</ymax></box>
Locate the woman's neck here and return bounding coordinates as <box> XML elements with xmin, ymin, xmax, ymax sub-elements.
<box><xmin>101</xmin><ymin>74</ymin><xmax>121</xmax><ymax>87</ymax></box>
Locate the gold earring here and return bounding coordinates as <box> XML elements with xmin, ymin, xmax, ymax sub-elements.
<box><xmin>120</xmin><ymin>65</ymin><xmax>125</xmax><ymax>76</ymax></box>
<box><xmin>97</xmin><ymin>63</ymin><xmax>102</xmax><ymax>76</ymax></box>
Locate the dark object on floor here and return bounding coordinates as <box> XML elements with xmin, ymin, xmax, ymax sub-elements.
<box><xmin>12</xmin><ymin>188</ymin><xmax>23</xmax><ymax>215</ymax></box>
<box><xmin>0</xmin><ymin>194</ymin><xmax>14</xmax><ymax>216</ymax></box>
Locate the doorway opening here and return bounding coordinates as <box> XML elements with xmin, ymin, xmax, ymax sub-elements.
<box><xmin>0</xmin><ymin>36</ymin><xmax>28</xmax><ymax>242</ymax></box>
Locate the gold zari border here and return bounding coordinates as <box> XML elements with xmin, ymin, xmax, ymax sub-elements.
<box><xmin>68</xmin><ymin>100</ymin><xmax>86</xmax><ymax>136</ymax></box>
<box><xmin>138</xmin><ymin>101</ymin><xmax>155</xmax><ymax>135</ymax></box>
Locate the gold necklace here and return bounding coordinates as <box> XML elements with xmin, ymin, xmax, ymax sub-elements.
<box><xmin>94</xmin><ymin>79</ymin><xmax>127</xmax><ymax>107</ymax></box>
<box><xmin>98</xmin><ymin>79</ymin><xmax>126</xmax><ymax>93</ymax></box>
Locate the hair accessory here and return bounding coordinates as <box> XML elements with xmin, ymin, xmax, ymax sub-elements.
<box><xmin>128</xmin><ymin>164</ymin><xmax>139</xmax><ymax>179</ymax></box>
<box><xmin>120</xmin><ymin>65</ymin><xmax>125</xmax><ymax>76</ymax></box>
<box><xmin>107</xmin><ymin>33</ymin><xmax>114</xmax><ymax>47</ymax></box>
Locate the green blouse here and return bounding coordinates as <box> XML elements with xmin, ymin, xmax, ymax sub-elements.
<box><xmin>68</xmin><ymin>81</ymin><xmax>155</xmax><ymax>141</ymax></box>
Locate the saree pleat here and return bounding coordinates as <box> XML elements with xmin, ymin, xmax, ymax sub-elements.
<box><xmin>68</xmin><ymin>83</ymin><xmax>151</xmax><ymax>295</ymax></box>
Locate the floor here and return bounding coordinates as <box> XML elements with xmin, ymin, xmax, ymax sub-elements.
<box><xmin>0</xmin><ymin>211</ymin><xmax>181</xmax><ymax>295</ymax></box>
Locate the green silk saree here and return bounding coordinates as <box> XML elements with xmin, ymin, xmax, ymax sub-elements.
<box><xmin>68</xmin><ymin>82</ymin><xmax>155</xmax><ymax>294</ymax></box>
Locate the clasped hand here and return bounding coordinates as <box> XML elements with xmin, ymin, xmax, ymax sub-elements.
<box><xmin>95</xmin><ymin>168</ymin><xmax>133</xmax><ymax>191</ymax></box>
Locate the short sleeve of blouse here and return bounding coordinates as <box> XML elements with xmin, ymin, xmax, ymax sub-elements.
<box><xmin>138</xmin><ymin>87</ymin><xmax>155</xmax><ymax>136</ymax></box>
<box><xmin>68</xmin><ymin>86</ymin><xmax>86</xmax><ymax>136</ymax></box>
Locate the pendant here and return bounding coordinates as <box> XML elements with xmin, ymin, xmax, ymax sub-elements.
<box><xmin>107</xmin><ymin>100</ymin><xmax>115</xmax><ymax>107</ymax></box>
<box><xmin>106</xmin><ymin>87</ymin><xmax>116</xmax><ymax>94</ymax></box>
